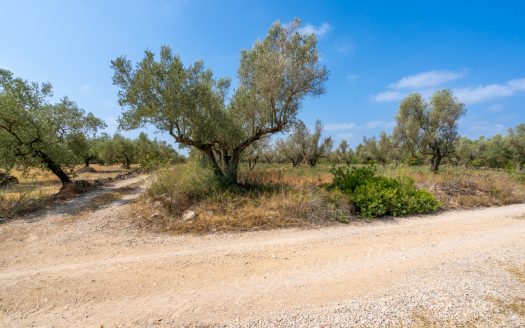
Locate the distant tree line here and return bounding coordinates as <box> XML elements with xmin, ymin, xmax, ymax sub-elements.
<box><xmin>0</xmin><ymin>68</ymin><xmax>184</xmax><ymax>185</ymax></box>
<box><xmin>242</xmin><ymin>90</ymin><xmax>525</xmax><ymax>172</ymax></box>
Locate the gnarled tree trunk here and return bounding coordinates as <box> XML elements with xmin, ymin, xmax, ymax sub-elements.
<box><xmin>36</xmin><ymin>150</ymin><xmax>72</xmax><ymax>184</ymax></box>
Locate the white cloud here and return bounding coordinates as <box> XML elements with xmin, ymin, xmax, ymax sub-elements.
<box><xmin>508</xmin><ymin>78</ymin><xmax>525</xmax><ymax>91</ymax></box>
<box><xmin>346</xmin><ymin>74</ymin><xmax>358</xmax><ymax>81</ymax></box>
<box><xmin>372</xmin><ymin>70</ymin><xmax>525</xmax><ymax>104</ymax></box>
<box><xmin>454</xmin><ymin>79</ymin><xmax>525</xmax><ymax>104</ymax></box>
<box><xmin>371</xmin><ymin>90</ymin><xmax>405</xmax><ymax>102</ymax></box>
<box><xmin>365</xmin><ymin>120</ymin><xmax>395</xmax><ymax>129</ymax></box>
<box><xmin>325</xmin><ymin>122</ymin><xmax>357</xmax><ymax>131</ymax></box>
<box><xmin>390</xmin><ymin>70</ymin><xmax>465</xmax><ymax>90</ymax></box>
<box><xmin>336</xmin><ymin>132</ymin><xmax>354</xmax><ymax>140</ymax></box>
<box><xmin>298</xmin><ymin>22</ymin><xmax>330</xmax><ymax>37</ymax></box>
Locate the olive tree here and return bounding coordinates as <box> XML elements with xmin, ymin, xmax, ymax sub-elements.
<box><xmin>67</xmin><ymin>133</ymin><xmax>107</xmax><ymax>168</ymax></box>
<box><xmin>111</xmin><ymin>19</ymin><xmax>328</xmax><ymax>184</ymax></box>
<box><xmin>303</xmin><ymin>119</ymin><xmax>332</xmax><ymax>167</ymax></box>
<box><xmin>0</xmin><ymin>69</ymin><xmax>104</xmax><ymax>184</ymax></box>
<box><xmin>135</xmin><ymin>132</ymin><xmax>184</xmax><ymax>169</ymax></box>
<box><xmin>335</xmin><ymin>139</ymin><xmax>353</xmax><ymax>166</ymax></box>
<box><xmin>394</xmin><ymin>90</ymin><xmax>466</xmax><ymax>172</ymax></box>
<box><xmin>96</xmin><ymin>134</ymin><xmax>136</xmax><ymax>169</ymax></box>
<box><xmin>508</xmin><ymin>124</ymin><xmax>525</xmax><ymax>171</ymax></box>
<box><xmin>276</xmin><ymin>122</ymin><xmax>307</xmax><ymax>167</ymax></box>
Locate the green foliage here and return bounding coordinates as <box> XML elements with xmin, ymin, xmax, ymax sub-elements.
<box><xmin>394</xmin><ymin>90</ymin><xmax>466</xmax><ymax>172</ymax></box>
<box><xmin>0</xmin><ymin>69</ymin><xmax>105</xmax><ymax>183</ymax></box>
<box><xmin>329</xmin><ymin>165</ymin><xmax>440</xmax><ymax>218</ymax></box>
<box><xmin>111</xmin><ymin>19</ymin><xmax>328</xmax><ymax>184</ymax></box>
<box><xmin>329</xmin><ymin>165</ymin><xmax>377</xmax><ymax>193</ymax></box>
<box><xmin>135</xmin><ymin>132</ymin><xmax>184</xmax><ymax>169</ymax></box>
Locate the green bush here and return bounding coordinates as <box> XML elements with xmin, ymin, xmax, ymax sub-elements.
<box><xmin>329</xmin><ymin>165</ymin><xmax>440</xmax><ymax>218</ymax></box>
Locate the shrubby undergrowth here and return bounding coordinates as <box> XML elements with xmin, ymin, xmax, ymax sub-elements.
<box><xmin>329</xmin><ymin>166</ymin><xmax>440</xmax><ymax>218</ymax></box>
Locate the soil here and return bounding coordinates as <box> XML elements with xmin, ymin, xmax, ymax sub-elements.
<box><xmin>0</xmin><ymin>176</ymin><xmax>524</xmax><ymax>327</ymax></box>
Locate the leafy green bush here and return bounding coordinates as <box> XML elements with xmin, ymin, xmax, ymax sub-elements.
<box><xmin>329</xmin><ymin>166</ymin><xmax>377</xmax><ymax>193</ymax></box>
<box><xmin>329</xmin><ymin>165</ymin><xmax>440</xmax><ymax>218</ymax></box>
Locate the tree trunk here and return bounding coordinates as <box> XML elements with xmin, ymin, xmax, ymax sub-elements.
<box><xmin>123</xmin><ymin>156</ymin><xmax>131</xmax><ymax>169</ymax></box>
<box><xmin>430</xmin><ymin>152</ymin><xmax>442</xmax><ymax>173</ymax></box>
<box><xmin>203</xmin><ymin>149</ymin><xmax>224</xmax><ymax>179</ymax></box>
<box><xmin>37</xmin><ymin>151</ymin><xmax>72</xmax><ymax>184</ymax></box>
<box><xmin>222</xmin><ymin>152</ymin><xmax>240</xmax><ymax>185</ymax></box>
<box><xmin>84</xmin><ymin>159</ymin><xmax>90</xmax><ymax>167</ymax></box>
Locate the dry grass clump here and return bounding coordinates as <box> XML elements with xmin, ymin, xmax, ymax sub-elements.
<box><xmin>133</xmin><ymin>186</ymin><xmax>351</xmax><ymax>234</ymax></box>
<box><xmin>0</xmin><ymin>191</ymin><xmax>52</xmax><ymax>218</ymax></box>
<box><xmin>380</xmin><ymin>166</ymin><xmax>525</xmax><ymax>209</ymax></box>
<box><xmin>132</xmin><ymin>163</ymin><xmax>352</xmax><ymax>234</ymax></box>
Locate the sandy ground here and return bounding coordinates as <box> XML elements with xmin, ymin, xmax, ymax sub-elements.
<box><xmin>0</xmin><ymin>176</ymin><xmax>524</xmax><ymax>327</ymax></box>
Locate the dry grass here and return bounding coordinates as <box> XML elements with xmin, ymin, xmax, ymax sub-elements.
<box><xmin>506</xmin><ymin>264</ymin><xmax>525</xmax><ymax>284</ymax></box>
<box><xmin>485</xmin><ymin>263</ymin><xmax>525</xmax><ymax>318</ymax></box>
<box><xmin>245</xmin><ymin>163</ymin><xmax>525</xmax><ymax>209</ymax></box>
<box><xmin>133</xmin><ymin>163</ymin><xmax>525</xmax><ymax>234</ymax></box>
<box><xmin>132</xmin><ymin>185</ymin><xmax>351</xmax><ymax>234</ymax></box>
<box><xmin>382</xmin><ymin>166</ymin><xmax>525</xmax><ymax>209</ymax></box>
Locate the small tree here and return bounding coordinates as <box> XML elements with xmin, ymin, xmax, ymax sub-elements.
<box><xmin>96</xmin><ymin>134</ymin><xmax>136</xmax><ymax>169</ymax></box>
<box><xmin>68</xmin><ymin>133</ymin><xmax>107</xmax><ymax>168</ymax></box>
<box><xmin>241</xmin><ymin>137</ymin><xmax>269</xmax><ymax>170</ymax></box>
<box><xmin>0</xmin><ymin>70</ymin><xmax>104</xmax><ymax>184</ymax></box>
<box><xmin>453</xmin><ymin>137</ymin><xmax>479</xmax><ymax>167</ymax></box>
<box><xmin>508</xmin><ymin>124</ymin><xmax>525</xmax><ymax>171</ymax></box>
<box><xmin>394</xmin><ymin>90</ymin><xmax>466</xmax><ymax>172</ymax></box>
<box><xmin>111</xmin><ymin>19</ymin><xmax>328</xmax><ymax>184</ymax></box>
<box><xmin>276</xmin><ymin>122</ymin><xmax>307</xmax><ymax>167</ymax></box>
<box><xmin>302</xmin><ymin>119</ymin><xmax>332</xmax><ymax>167</ymax></box>
<box><xmin>335</xmin><ymin>139</ymin><xmax>354</xmax><ymax>166</ymax></box>
<box><xmin>261</xmin><ymin>142</ymin><xmax>277</xmax><ymax>164</ymax></box>
<box><xmin>135</xmin><ymin>132</ymin><xmax>184</xmax><ymax>169</ymax></box>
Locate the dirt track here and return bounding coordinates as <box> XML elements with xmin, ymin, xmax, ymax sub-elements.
<box><xmin>0</xmin><ymin>177</ymin><xmax>524</xmax><ymax>327</ymax></box>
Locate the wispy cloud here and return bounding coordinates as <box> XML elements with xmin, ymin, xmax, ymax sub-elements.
<box><xmin>326</xmin><ymin>120</ymin><xmax>395</xmax><ymax>131</ymax></box>
<box><xmin>336</xmin><ymin>132</ymin><xmax>354</xmax><ymax>140</ymax></box>
<box><xmin>455</xmin><ymin>78</ymin><xmax>525</xmax><ymax>104</ymax></box>
<box><xmin>346</xmin><ymin>74</ymin><xmax>359</xmax><ymax>81</ymax></box>
<box><xmin>298</xmin><ymin>22</ymin><xmax>330</xmax><ymax>37</ymax></box>
<box><xmin>390</xmin><ymin>70</ymin><xmax>465</xmax><ymax>90</ymax></box>
<box><xmin>365</xmin><ymin>120</ymin><xmax>395</xmax><ymax>129</ymax></box>
<box><xmin>372</xmin><ymin>71</ymin><xmax>525</xmax><ymax>105</ymax></box>
<box><xmin>371</xmin><ymin>91</ymin><xmax>405</xmax><ymax>102</ymax></box>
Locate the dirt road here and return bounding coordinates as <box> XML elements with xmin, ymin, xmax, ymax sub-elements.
<box><xmin>0</xmin><ymin>177</ymin><xmax>524</xmax><ymax>327</ymax></box>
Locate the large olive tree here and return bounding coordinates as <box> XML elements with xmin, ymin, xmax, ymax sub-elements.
<box><xmin>111</xmin><ymin>20</ymin><xmax>328</xmax><ymax>184</ymax></box>
<box><xmin>0</xmin><ymin>69</ymin><xmax>105</xmax><ymax>184</ymax></box>
<box><xmin>394</xmin><ymin>90</ymin><xmax>466</xmax><ymax>172</ymax></box>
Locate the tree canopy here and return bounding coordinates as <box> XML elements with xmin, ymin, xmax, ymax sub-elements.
<box><xmin>0</xmin><ymin>69</ymin><xmax>105</xmax><ymax>184</ymax></box>
<box><xmin>394</xmin><ymin>90</ymin><xmax>466</xmax><ymax>172</ymax></box>
<box><xmin>111</xmin><ymin>19</ymin><xmax>328</xmax><ymax>184</ymax></box>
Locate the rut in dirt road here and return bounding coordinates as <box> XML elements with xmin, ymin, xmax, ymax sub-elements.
<box><xmin>0</xmin><ymin>191</ymin><xmax>524</xmax><ymax>327</ymax></box>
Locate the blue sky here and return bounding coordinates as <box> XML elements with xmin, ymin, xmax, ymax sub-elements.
<box><xmin>1</xmin><ymin>0</ymin><xmax>524</xmax><ymax>147</ymax></box>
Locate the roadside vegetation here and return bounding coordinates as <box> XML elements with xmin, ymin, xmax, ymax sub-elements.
<box><xmin>2</xmin><ymin>19</ymin><xmax>525</xmax><ymax>233</ymax></box>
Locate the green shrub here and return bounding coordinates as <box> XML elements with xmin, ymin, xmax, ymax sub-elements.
<box><xmin>329</xmin><ymin>165</ymin><xmax>440</xmax><ymax>218</ymax></box>
<box><xmin>329</xmin><ymin>165</ymin><xmax>377</xmax><ymax>193</ymax></box>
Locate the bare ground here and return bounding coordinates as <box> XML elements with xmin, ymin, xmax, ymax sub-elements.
<box><xmin>0</xmin><ymin>176</ymin><xmax>524</xmax><ymax>327</ymax></box>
